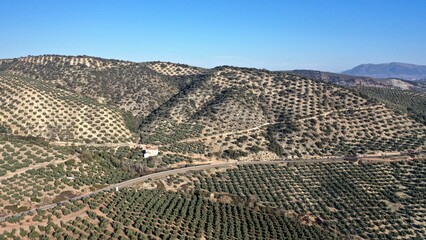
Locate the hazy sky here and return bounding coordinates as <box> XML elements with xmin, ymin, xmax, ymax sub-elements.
<box><xmin>0</xmin><ymin>0</ymin><xmax>425</xmax><ymax>72</ymax></box>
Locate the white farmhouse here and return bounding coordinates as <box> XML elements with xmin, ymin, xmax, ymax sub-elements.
<box><xmin>143</xmin><ymin>146</ymin><xmax>159</xmax><ymax>158</ymax></box>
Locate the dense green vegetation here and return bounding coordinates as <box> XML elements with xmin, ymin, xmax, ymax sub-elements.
<box><xmin>160</xmin><ymin>142</ymin><xmax>207</xmax><ymax>155</ymax></box>
<box><xmin>0</xmin><ymin>146</ymin><xmax>136</xmax><ymax>208</ymax></box>
<box><xmin>0</xmin><ymin>189</ymin><xmax>339</xmax><ymax>240</ymax></box>
<box><xmin>90</xmin><ymin>147</ymin><xmax>191</xmax><ymax>173</ymax></box>
<box><xmin>190</xmin><ymin>160</ymin><xmax>426</xmax><ymax>239</ymax></box>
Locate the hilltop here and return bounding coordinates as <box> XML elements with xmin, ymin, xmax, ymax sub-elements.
<box><xmin>343</xmin><ymin>62</ymin><xmax>426</xmax><ymax>80</ymax></box>
<box><xmin>0</xmin><ymin>73</ymin><xmax>134</xmax><ymax>143</ymax></box>
<box><xmin>0</xmin><ymin>55</ymin><xmax>206</xmax><ymax>118</ymax></box>
<box><xmin>141</xmin><ymin>66</ymin><xmax>425</xmax><ymax>160</ymax></box>
<box><xmin>1</xmin><ymin>55</ymin><xmax>425</xmax><ymax>161</ymax></box>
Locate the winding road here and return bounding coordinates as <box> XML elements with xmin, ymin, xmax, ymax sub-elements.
<box><xmin>1</xmin><ymin>151</ymin><xmax>420</xmax><ymax>222</ymax></box>
<box><xmin>0</xmin><ymin>158</ymin><xmax>345</xmax><ymax>222</ymax></box>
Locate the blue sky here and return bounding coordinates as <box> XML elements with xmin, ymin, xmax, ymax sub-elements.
<box><xmin>0</xmin><ymin>0</ymin><xmax>425</xmax><ymax>72</ymax></box>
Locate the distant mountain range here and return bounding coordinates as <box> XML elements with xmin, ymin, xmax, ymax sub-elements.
<box><xmin>343</xmin><ymin>62</ymin><xmax>426</xmax><ymax>80</ymax></box>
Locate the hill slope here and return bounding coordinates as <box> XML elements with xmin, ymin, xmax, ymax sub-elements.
<box><xmin>289</xmin><ymin>70</ymin><xmax>426</xmax><ymax>92</ymax></box>
<box><xmin>0</xmin><ymin>55</ymin><xmax>425</xmax><ymax>239</ymax></box>
<box><xmin>0</xmin><ymin>55</ymin><xmax>206</xmax><ymax>117</ymax></box>
<box><xmin>0</xmin><ymin>73</ymin><xmax>134</xmax><ymax>143</ymax></box>
<box><xmin>343</xmin><ymin>62</ymin><xmax>426</xmax><ymax>80</ymax></box>
<box><xmin>141</xmin><ymin>66</ymin><xmax>426</xmax><ymax>159</ymax></box>
<box><xmin>1</xmin><ymin>55</ymin><xmax>425</xmax><ymax>159</ymax></box>
<box><xmin>357</xmin><ymin>87</ymin><xmax>426</xmax><ymax>125</ymax></box>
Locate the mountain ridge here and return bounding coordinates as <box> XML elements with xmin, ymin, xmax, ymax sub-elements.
<box><xmin>343</xmin><ymin>62</ymin><xmax>426</xmax><ymax>80</ymax></box>
<box><xmin>1</xmin><ymin>55</ymin><xmax>425</xmax><ymax>161</ymax></box>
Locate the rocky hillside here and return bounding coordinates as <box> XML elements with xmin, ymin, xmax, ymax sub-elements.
<box><xmin>343</xmin><ymin>62</ymin><xmax>426</xmax><ymax>80</ymax></box>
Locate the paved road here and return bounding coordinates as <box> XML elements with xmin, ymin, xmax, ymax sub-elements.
<box><xmin>0</xmin><ymin>152</ymin><xmax>421</xmax><ymax>222</ymax></box>
<box><xmin>0</xmin><ymin>161</ymin><xmax>236</xmax><ymax>221</ymax></box>
<box><xmin>0</xmin><ymin>158</ymin><xmax>344</xmax><ymax>221</ymax></box>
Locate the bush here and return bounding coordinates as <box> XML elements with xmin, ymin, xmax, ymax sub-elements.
<box><xmin>222</xmin><ymin>149</ymin><xmax>248</xmax><ymax>159</ymax></box>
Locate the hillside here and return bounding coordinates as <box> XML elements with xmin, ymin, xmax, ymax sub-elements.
<box><xmin>212</xmin><ymin>160</ymin><xmax>424</xmax><ymax>239</ymax></box>
<box><xmin>357</xmin><ymin>87</ymin><xmax>426</xmax><ymax>125</ymax></box>
<box><xmin>413</xmin><ymin>79</ymin><xmax>426</xmax><ymax>88</ymax></box>
<box><xmin>1</xmin><ymin>56</ymin><xmax>425</xmax><ymax>160</ymax></box>
<box><xmin>289</xmin><ymin>70</ymin><xmax>426</xmax><ymax>92</ymax></box>
<box><xmin>0</xmin><ymin>137</ymin><xmax>137</xmax><ymax>216</ymax></box>
<box><xmin>343</xmin><ymin>62</ymin><xmax>426</xmax><ymax>80</ymax></box>
<box><xmin>135</xmin><ymin>159</ymin><xmax>426</xmax><ymax>239</ymax></box>
<box><xmin>0</xmin><ymin>55</ymin><xmax>205</xmax><ymax>117</ymax></box>
<box><xmin>141</xmin><ymin>66</ymin><xmax>426</xmax><ymax>159</ymax></box>
<box><xmin>0</xmin><ymin>73</ymin><xmax>134</xmax><ymax>143</ymax></box>
<box><xmin>0</xmin><ymin>188</ymin><xmax>338</xmax><ymax>239</ymax></box>
<box><xmin>0</xmin><ymin>55</ymin><xmax>426</xmax><ymax>239</ymax></box>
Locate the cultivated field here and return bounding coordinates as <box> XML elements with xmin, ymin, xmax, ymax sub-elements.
<box><xmin>0</xmin><ymin>55</ymin><xmax>425</xmax><ymax>239</ymax></box>
<box><xmin>358</xmin><ymin>87</ymin><xmax>426</xmax><ymax>125</ymax></box>
<box><xmin>145</xmin><ymin>62</ymin><xmax>206</xmax><ymax>76</ymax></box>
<box><xmin>0</xmin><ymin>56</ymin><xmax>193</xmax><ymax>117</ymax></box>
<box><xmin>0</xmin><ymin>188</ymin><xmax>339</xmax><ymax>240</ymax></box>
<box><xmin>141</xmin><ymin>67</ymin><xmax>426</xmax><ymax>159</ymax></box>
<box><xmin>0</xmin><ymin>74</ymin><xmax>134</xmax><ymax>143</ymax></box>
<box><xmin>159</xmin><ymin>160</ymin><xmax>425</xmax><ymax>239</ymax></box>
<box><xmin>0</xmin><ymin>143</ymin><xmax>136</xmax><ymax>216</ymax></box>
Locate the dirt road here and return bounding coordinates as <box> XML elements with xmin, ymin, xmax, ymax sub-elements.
<box><xmin>0</xmin><ymin>156</ymin><xmax>75</xmax><ymax>181</ymax></box>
